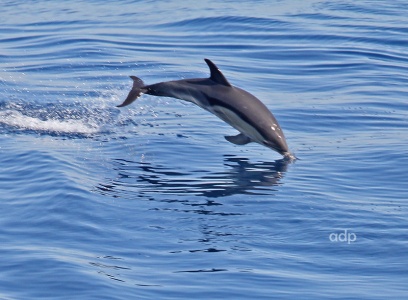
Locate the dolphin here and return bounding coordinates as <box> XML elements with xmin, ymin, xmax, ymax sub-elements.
<box><xmin>117</xmin><ymin>59</ymin><xmax>294</xmax><ymax>160</ymax></box>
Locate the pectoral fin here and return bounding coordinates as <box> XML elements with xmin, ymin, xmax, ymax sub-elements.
<box><xmin>224</xmin><ymin>133</ymin><xmax>252</xmax><ymax>145</ymax></box>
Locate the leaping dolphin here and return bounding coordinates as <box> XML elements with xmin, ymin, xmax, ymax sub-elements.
<box><xmin>117</xmin><ymin>59</ymin><xmax>294</xmax><ymax>160</ymax></box>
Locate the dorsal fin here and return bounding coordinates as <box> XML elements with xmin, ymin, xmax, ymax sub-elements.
<box><xmin>204</xmin><ymin>58</ymin><xmax>232</xmax><ymax>87</ymax></box>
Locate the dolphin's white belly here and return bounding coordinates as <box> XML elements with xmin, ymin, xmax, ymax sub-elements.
<box><xmin>210</xmin><ymin>105</ymin><xmax>265</xmax><ymax>144</ymax></box>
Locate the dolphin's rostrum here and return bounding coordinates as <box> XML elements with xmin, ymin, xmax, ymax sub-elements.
<box><xmin>118</xmin><ymin>59</ymin><xmax>294</xmax><ymax>160</ymax></box>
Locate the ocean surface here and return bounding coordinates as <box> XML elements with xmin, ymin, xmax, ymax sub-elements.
<box><xmin>1</xmin><ymin>1</ymin><xmax>408</xmax><ymax>299</ymax></box>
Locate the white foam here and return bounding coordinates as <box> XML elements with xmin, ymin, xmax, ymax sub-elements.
<box><xmin>0</xmin><ymin>110</ymin><xmax>99</xmax><ymax>135</ymax></box>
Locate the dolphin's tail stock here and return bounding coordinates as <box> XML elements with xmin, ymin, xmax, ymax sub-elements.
<box><xmin>117</xmin><ymin>76</ymin><xmax>146</xmax><ymax>107</ymax></box>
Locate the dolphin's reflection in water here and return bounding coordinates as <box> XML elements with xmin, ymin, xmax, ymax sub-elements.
<box><xmin>94</xmin><ymin>155</ymin><xmax>290</xmax><ymax>276</ymax></box>
<box><xmin>97</xmin><ymin>155</ymin><xmax>289</xmax><ymax>199</ymax></box>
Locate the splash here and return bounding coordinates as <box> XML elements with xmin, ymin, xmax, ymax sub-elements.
<box><xmin>0</xmin><ymin>109</ymin><xmax>100</xmax><ymax>135</ymax></box>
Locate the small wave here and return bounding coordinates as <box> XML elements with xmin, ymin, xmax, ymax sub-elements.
<box><xmin>0</xmin><ymin>109</ymin><xmax>99</xmax><ymax>135</ymax></box>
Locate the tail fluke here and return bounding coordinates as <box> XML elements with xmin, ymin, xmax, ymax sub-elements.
<box><xmin>117</xmin><ymin>76</ymin><xmax>145</xmax><ymax>107</ymax></box>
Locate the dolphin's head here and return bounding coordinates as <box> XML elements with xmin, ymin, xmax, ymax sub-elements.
<box><xmin>261</xmin><ymin>126</ymin><xmax>293</xmax><ymax>159</ymax></box>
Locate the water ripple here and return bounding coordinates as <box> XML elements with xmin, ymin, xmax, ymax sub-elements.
<box><xmin>2</xmin><ymin>0</ymin><xmax>408</xmax><ymax>299</ymax></box>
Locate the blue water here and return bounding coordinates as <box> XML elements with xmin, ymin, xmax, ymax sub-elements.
<box><xmin>1</xmin><ymin>1</ymin><xmax>408</xmax><ymax>299</ymax></box>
